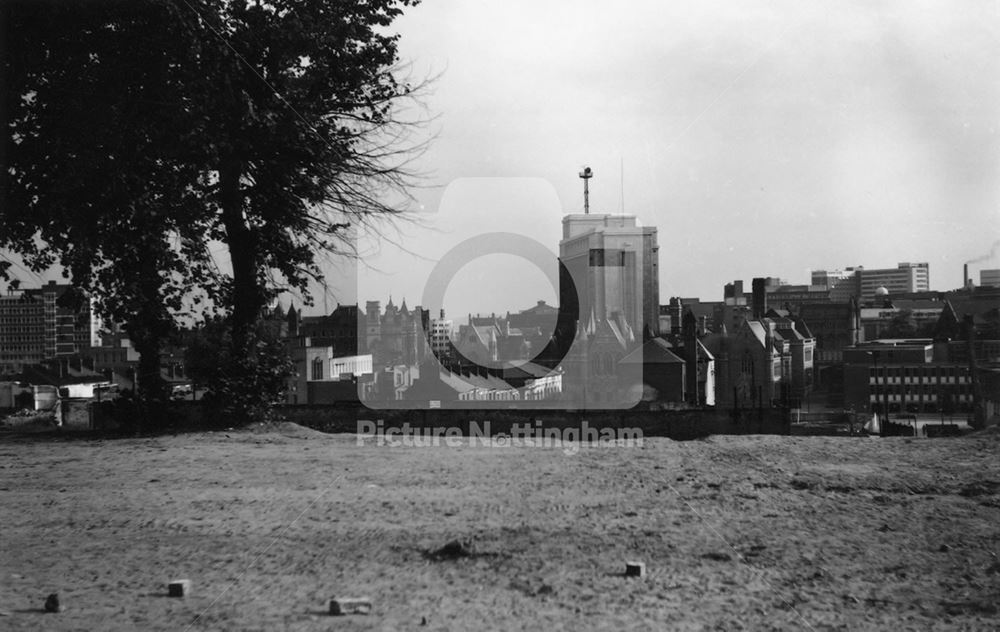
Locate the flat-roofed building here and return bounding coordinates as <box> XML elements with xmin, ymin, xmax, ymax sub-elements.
<box><xmin>980</xmin><ymin>269</ymin><xmax>1000</xmax><ymax>288</ymax></box>
<box><xmin>0</xmin><ymin>281</ymin><xmax>98</xmax><ymax>375</ymax></box>
<box><xmin>559</xmin><ymin>213</ymin><xmax>659</xmax><ymax>340</ymax></box>
<box><xmin>843</xmin><ymin>340</ymin><xmax>978</xmax><ymax>415</ymax></box>
<box><xmin>857</xmin><ymin>262</ymin><xmax>930</xmax><ymax>302</ymax></box>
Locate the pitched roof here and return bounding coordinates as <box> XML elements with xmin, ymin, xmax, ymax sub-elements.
<box><xmin>518</xmin><ymin>300</ymin><xmax>559</xmax><ymax>316</ymax></box>
<box><xmin>613</xmin><ymin>312</ymin><xmax>636</xmax><ymax>344</ymax></box>
<box><xmin>501</xmin><ymin>361</ymin><xmax>561</xmax><ymax>380</ymax></box>
<box><xmin>794</xmin><ymin>316</ymin><xmax>815</xmax><ymax>339</ymax></box>
<box><xmin>744</xmin><ymin>320</ymin><xmax>768</xmax><ymax>347</ymax></box>
<box><xmin>774</xmin><ymin>322</ymin><xmax>804</xmax><ymax>341</ymax></box>
<box><xmin>403</xmin><ymin>367</ymin><xmax>471</xmax><ymax>400</ymax></box>
<box><xmin>619</xmin><ymin>337</ymin><xmax>685</xmax><ymax>364</ymax></box>
<box><xmin>593</xmin><ymin>317</ymin><xmax>629</xmax><ymax>350</ymax></box>
<box><xmin>461</xmin><ymin>372</ymin><xmax>516</xmax><ymax>391</ymax></box>
<box><xmin>935</xmin><ymin>300</ymin><xmax>961</xmax><ymax>338</ymax></box>
<box><xmin>15</xmin><ymin>365</ymin><xmax>107</xmax><ymax>387</ymax></box>
<box><xmin>696</xmin><ymin>339</ymin><xmax>715</xmax><ymax>361</ymax></box>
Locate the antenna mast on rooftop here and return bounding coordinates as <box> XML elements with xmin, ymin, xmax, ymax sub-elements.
<box><xmin>579</xmin><ymin>166</ymin><xmax>593</xmax><ymax>214</ymax></box>
<box><xmin>620</xmin><ymin>156</ymin><xmax>624</xmax><ymax>215</ymax></box>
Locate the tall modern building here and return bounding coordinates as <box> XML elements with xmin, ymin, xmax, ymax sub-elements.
<box><xmin>558</xmin><ymin>213</ymin><xmax>660</xmax><ymax>407</ymax></box>
<box><xmin>0</xmin><ymin>281</ymin><xmax>99</xmax><ymax>375</ymax></box>
<box><xmin>980</xmin><ymin>269</ymin><xmax>1000</xmax><ymax>288</ymax></box>
<box><xmin>856</xmin><ymin>262</ymin><xmax>929</xmax><ymax>301</ymax></box>
<box><xmin>559</xmin><ymin>214</ymin><xmax>660</xmax><ymax>339</ymax></box>
<box><xmin>428</xmin><ymin>309</ymin><xmax>454</xmax><ymax>356</ymax></box>
<box><xmin>811</xmin><ymin>269</ymin><xmax>851</xmax><ymax>288</ymax></box>
<box><xmin>805</xmin><ymin>263</ymin><xmax>930</xmax><ymax>303</ymax></box>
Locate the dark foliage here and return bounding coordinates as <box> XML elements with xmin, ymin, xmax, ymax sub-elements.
<box><xmin>185</xmin><ymin>318</ymin><xmax>294</xmax><ymax>425</ymax></box>
<box><xmin>2</xmin><ymin>0</ymin><xmax>425</xmax><ymax>426</ymax></box>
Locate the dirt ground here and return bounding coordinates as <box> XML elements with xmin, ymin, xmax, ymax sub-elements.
<box><xmin>1</xmin><ymin>423</ymin><xmax>998</xmax><ymax>631</ymax></box>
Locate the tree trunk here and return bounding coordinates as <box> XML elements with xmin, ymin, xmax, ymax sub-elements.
<box><xmin>133</xmin><ymin>335</ymin><xmax>165</xmax><ymax>429</ymax></box>
<box><xmin>127</xmin><ymin>251</ymin><xmax>170</xmax><ymax>431</ymax></box>
<box><xmin>220</xmin><ymin>155</ymin><xmax>263</xmax><ymax>360</ymax></box>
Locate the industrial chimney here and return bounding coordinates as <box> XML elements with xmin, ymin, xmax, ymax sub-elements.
<box><xmin>752</xmin><ymin>278</ymin><xmax>767</xmax><ymax>320</ymax></box>
<box><xmin>669</xmin><ymin>297</ymin><xmax>683</xmax><ymax>336</ymax></box>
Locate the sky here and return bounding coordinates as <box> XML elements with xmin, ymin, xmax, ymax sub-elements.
<box><xmin>4</xmin><ymin>1</ymin><xmax>999</xmax><ymax>322</ymax></box>
<box><xmin>335</xmin><ymin>0</ymin><xmax>1000</xmax><ymax>320</ymax></box>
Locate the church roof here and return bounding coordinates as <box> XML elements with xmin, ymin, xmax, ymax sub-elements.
<box><xmin>593</xmin><ymin>316</ymin><xmax>629</xmax><ymax>350</ymax></box>
<box><xmin>794</xmin><ymin>316</ymin><xmax>814</xmax><ymax>339</ymax></box>
<box><xmin>696</xmin><ymin>339</ymin><xmax>715</xmax><ymax>361</ymax></box>
<box><xmin>613</xmin><ymin>311</ymin><xmax>636</xmax><ymax>344</ymax></box>
<box><xmin>619</xmin><ymin>337</ymin><xmax>685</xmax><ymax>364</ymax></box>
<box><xmin>774</xmin><ymin>322</ymin><xmax>804</xmax><ymax>341</ymax></box>
<box><xmin>745</xmin><ymin>320</ymin><xmax>768</xmax><ymax>348</ymax></box>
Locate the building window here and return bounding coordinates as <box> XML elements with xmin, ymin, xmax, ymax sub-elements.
<box><xmin>312</xmin><ymin>357</ymin><xmax>324</xmax><ymax>381</ymax></box>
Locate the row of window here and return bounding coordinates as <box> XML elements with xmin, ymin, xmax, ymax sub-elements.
<box><xmin>310</xmin><ymin>357</ymin><xmax>373</xmax><ymax>380</ymax></box>
<box><xmin>0</xmin><ymin>327</ymin><xmax>46</xmax><ymax>340</ymax></box>
<box><xmin>0</xmin><ymin>305</ymin><xmax>47</xmax><ymax>312</ymax></box>
<box><xmin>868</xmin><ymin>366</ymin><xmax>968</xmax><ymax>380</ymax></box>
<box><xmin>870</xmin><ymin>384</ymin><xmax>973</xmax><ymax>397</ymax></box>
<box><xmin>874</xmin><ymin>402</ymin><xmax>973</xmax><ymax>411</ymax></box>
<box><xmin>590</xmin><ymin>353</ymin><xmax>617</xmax><ymax>376</ymax></box>
<box><xmin>1</xmin><ymin>324</ymin><xmax>44</xmax><ymax>336</ymax></box>
<box><xmin>458</xmin><ymin>389</ymin><xmax>519</xmax><ymax>401</ymax></box>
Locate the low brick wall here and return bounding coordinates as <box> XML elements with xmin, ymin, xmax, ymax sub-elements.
<box><xmin>39</xmin><ymin>400</ymin><xmax>793</xmax><ymax>439</ymax></box>
<box><xmin>274</xmin><ymin>405</ymin><xmax>792</xmax><ymax>440</ymax></box>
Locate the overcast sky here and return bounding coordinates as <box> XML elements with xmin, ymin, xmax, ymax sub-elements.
<box><xmin>334</xmin><ymin>0</ymin><xmax>1000</xmax><ymax>320</ymax></box>
<box><xmin>5</xmin><ymin>1</ymin><xmax>998</xmax><ymax>321</ymax></box>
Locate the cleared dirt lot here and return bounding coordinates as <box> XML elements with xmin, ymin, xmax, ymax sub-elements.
<box><xmin>1</xmin><ymin>424</ymin><xmax>998</xmax><ymax>630</ymax></box>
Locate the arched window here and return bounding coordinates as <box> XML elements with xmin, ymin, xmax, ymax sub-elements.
<box><xmin>311</xmin><ymin>357</ymin><xmax>324</xmax><ymax>381</ymax></box>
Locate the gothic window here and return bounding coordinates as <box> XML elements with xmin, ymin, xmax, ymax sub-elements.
<box><xmin>311</xmin><ymin>357</ymin><xmax>323</xmax><ymax>381</ymax></box>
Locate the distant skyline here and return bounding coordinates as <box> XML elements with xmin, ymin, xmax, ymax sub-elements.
<box><xmin>4</xmin><ymin>1</ymin><xmax>999</xmax><ymax>320</ymax></box>
<box><xmin>335</xmin><ymin>0</ymin><xmax>1000</xmax><ymax>319</ymax></box>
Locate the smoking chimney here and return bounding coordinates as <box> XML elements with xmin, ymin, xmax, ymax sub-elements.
<box><xmin>964</xmin><ymin>263</ymin><xmax>969</xmax><ymax>289</ymax></box>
